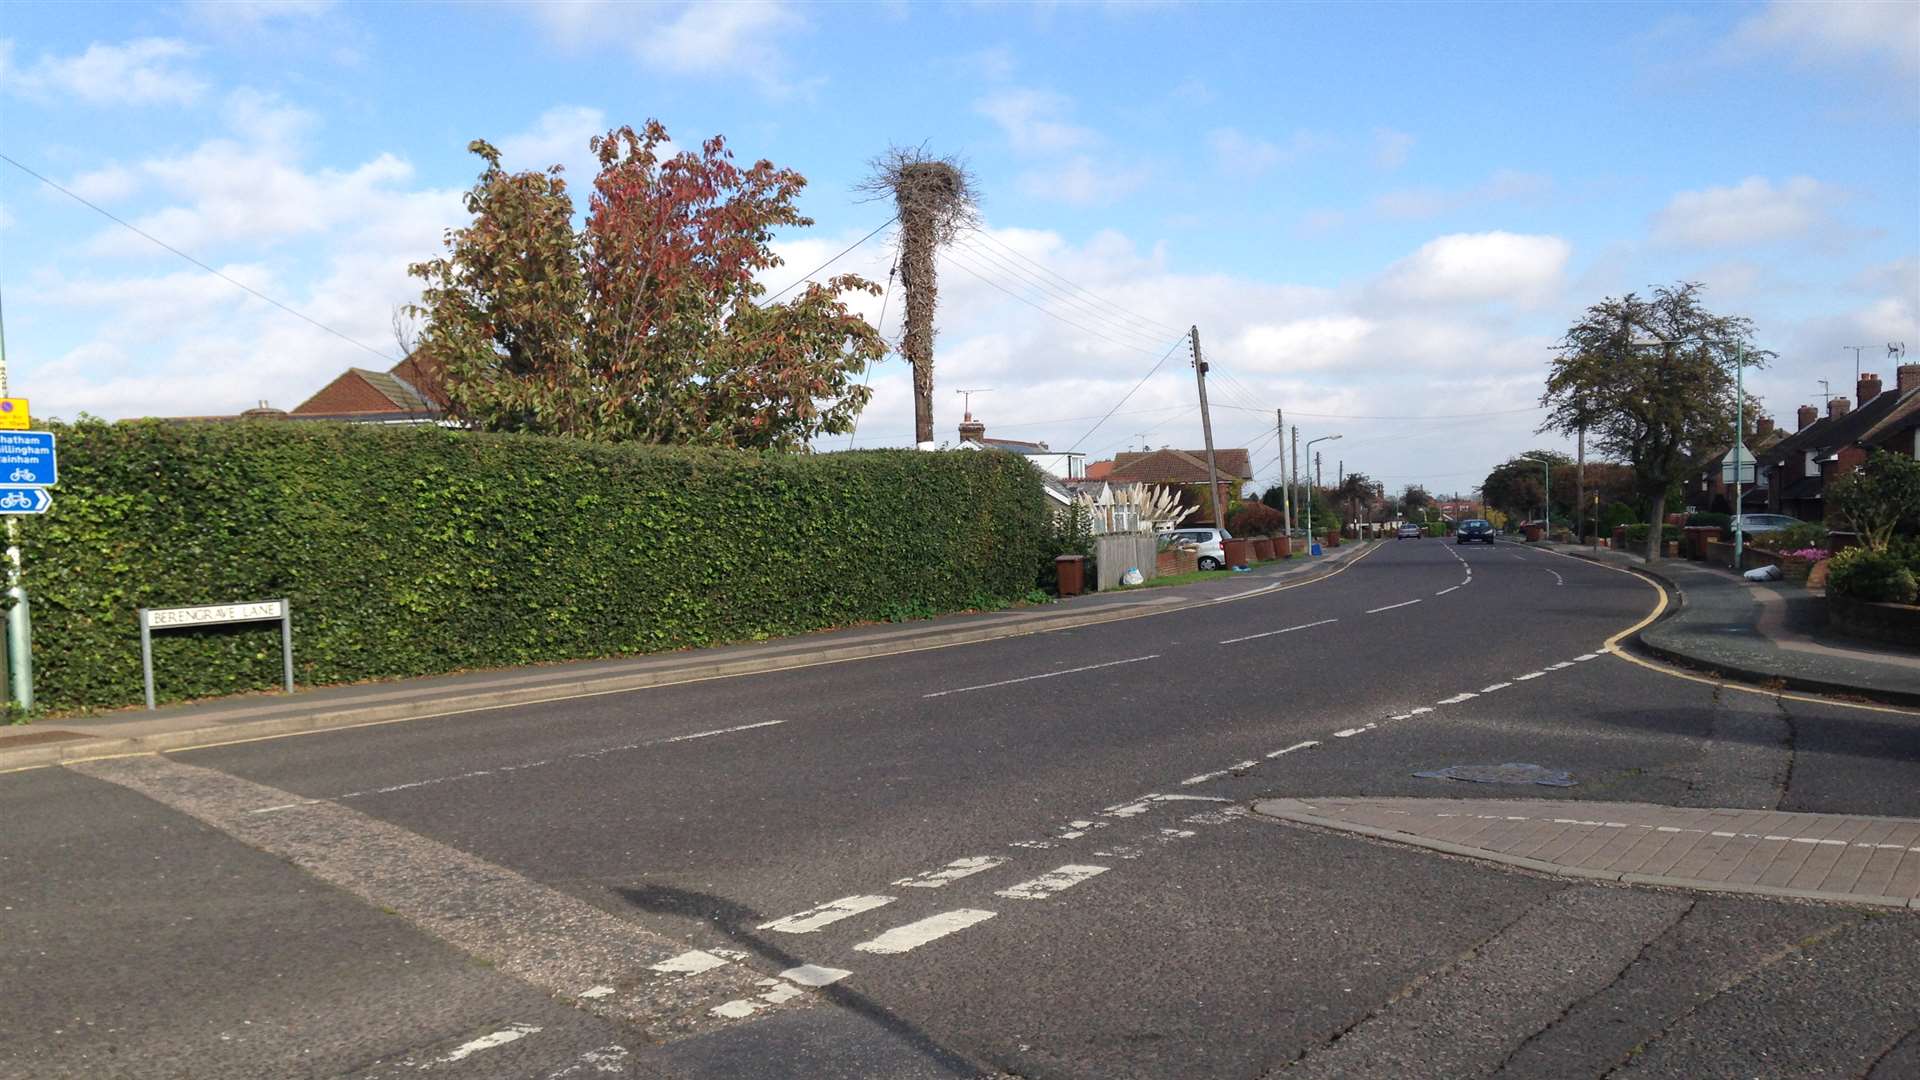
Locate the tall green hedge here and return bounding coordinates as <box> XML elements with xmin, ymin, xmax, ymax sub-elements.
<box><xmin>23</xmin><ymin>420</ymin><xmax>1048</xmax><ymax>712</ymax></box>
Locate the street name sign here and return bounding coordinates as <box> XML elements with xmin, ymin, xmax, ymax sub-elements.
<box><xmin>0</xmin><ymin>487</ymin><xmax>52</xmax><ymax>515</ymax></box>
<box><xmin>0</xmin><ymin>431</ymin><xmax>56</xmax><ymax>486</ymax></box>
<box><xmin>138</xmin><ymin>598</ymin><xmax>294</xmax><ymax>709</ymax></box>
<box><xmin>0</xmin><ymin>399</ymin><xmax>29</xmax><ymax>431</ymax></box>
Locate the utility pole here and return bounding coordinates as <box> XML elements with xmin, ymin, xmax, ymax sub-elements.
<box><xmin>1190</xmin><ymin>326</ymin><xmax>1225</xmax><ymax>527</ymax></box>
<box><xmin>0</xmin><ymin>281</ymin><xmax>26</xmax><ymax>710</ymax></box>
<box><xmin>1290</xmin><ymin>426</ymin><xmax>1300</xmax><ymax>536</ymax></box>
<box><xmin>1314</xmin><ymin>452</ymin><xmax>1322</xmax><ymax>491</ymax></box>
<box><xmin>1276</xmin><ymin>409</ymin><xmax>1291</xmax><ymax>539</ymax></box>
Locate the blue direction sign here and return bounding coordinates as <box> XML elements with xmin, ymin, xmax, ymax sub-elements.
<box><xmin>0</xmin><ymin>431</ymin><xmax>56</xmax><ymax>487</ymax></box>
<box><xmin>0</xmin><ymin>487</ymin><xmax>51</xmax><ymax>515</ymax></box>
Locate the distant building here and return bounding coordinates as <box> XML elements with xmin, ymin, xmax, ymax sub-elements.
<box><xmin>160</xmin><ymin>353</ymin><xmax>450</xmax><ymax>425</ymax></box>
<box><xmin>956</xmin><ymin>413</ymin><xmax>1086</xmax><ymax>479</ymax></box>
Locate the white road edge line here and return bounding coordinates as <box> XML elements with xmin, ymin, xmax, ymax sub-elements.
<box><xmin>923</xmin><ymin>655</ymin><xmax>1160</xmax><ymax>698</ymax></box>
<box><xmin>1435</xmin><ymin>586</ymin><xmax>1460</xmax><ymax>596</ymax></box>
<box><xmin>853</xmin><ymin>909</ymin><xmax>996</xmax><ymax>954</ymax></box>
<box><xmin>1219</xmin><ymin>618</ymin><xmax>1338</xmax><ymax>646</ymax></box>
<box><xmin>1365</xmin><ymin>599</ymin><xmax>1421</xmax><ymax>614</ymax></box>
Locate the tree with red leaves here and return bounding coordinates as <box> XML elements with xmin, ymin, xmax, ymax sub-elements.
<box><xmin>410</xmin><ymin>121</ymin><xmax>884</xmax><ymax>448</ymax></box>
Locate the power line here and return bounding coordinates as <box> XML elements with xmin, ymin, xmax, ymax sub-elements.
<box><xmin>1068</xmin><ymin>336</ymin><xmax>1191</xmax><ymax>450</ymax></box>
<box><xmin>1208</xmin><ymin>402</ymin><xmax>1546</xmax><ymax>420</ymax></box>
<box><xmin>949</xmin><ymin>236</ymin><xmax>1172</xmax><ymax>353</ymax></box>
<box><xmin>761</xmin><ymin>216</ymin><xmax>897</xmax><ymax>305</ymax></box>
<box><xmin>962</xmin><ymin>227</ymin><xmax>1185</xmax><ymax>339</ymax></box>
<box><xmin>1</xmin><ymin>150</ymin><xmax>399</xmax><ymax>363</ymax></box>
<box><xmin>941</xmin><ymin>249</ymin><xmax>1182</xmax><ymax>360</ymax></box>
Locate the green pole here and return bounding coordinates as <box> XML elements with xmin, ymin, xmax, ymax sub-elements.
<box><xmin>1734</xmin><ymin>343</ymin><xmax>1744</xmax><ymax>573</ymax></box>
<box><xmin>0</xmin><ymin>278</ymin><xmax>27</xmax><ymax>712</ymax></box>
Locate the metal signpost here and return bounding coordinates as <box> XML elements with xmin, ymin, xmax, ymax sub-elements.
<box><xmin>0</xmin><ymin>427</ymin><xmax>51</xmax><ymax>710</ymax></box>
<box><xmin>139</xmin><ymin>600</ymin><xmax>294</xmax><ymax>710</ymax></box>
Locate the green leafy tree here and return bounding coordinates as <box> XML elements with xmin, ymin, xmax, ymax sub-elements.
<box><xmin>1481</xmin><ymin>451</ymin><xmax>1572</xmax><ymax>521</ymax></box>
<box><xmin>1828</xmin><ymin>451</ymin><xmax>1920</xmax><ymax>551</ymax></box>
<box><xmin>410</xmin><ymin>123</ymin><xmax>885</xmax><ymax>448</ymax></box>
<box><xmin>1541</xmin><ymin>282</ymin><xmax>1770</xmax><ymax>559</ymax></box>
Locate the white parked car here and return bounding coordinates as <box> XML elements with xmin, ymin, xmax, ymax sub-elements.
<box><xmin>1159</xmin><ymin>527</ymin><xmax>1232</xmax><ymax>571</ymax></box>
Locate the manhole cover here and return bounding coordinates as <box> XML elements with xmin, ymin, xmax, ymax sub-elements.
<box><xmin>1413</xmin><ymin>762</ymin><xmax>1576</xmax><ymax>787</ymax></box>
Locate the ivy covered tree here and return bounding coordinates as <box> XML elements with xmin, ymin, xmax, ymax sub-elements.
<box><xmin>409</xmin><ymin>122</ymin><xmax>885</xmax><ymax>448</ymax></box>
<box><xmin>1541</xmin><ymin>282</ymin><xmax>1769</xmax><ymax>559</ymax></box>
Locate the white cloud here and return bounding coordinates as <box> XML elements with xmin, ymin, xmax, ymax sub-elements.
<box><xmin>976</xmin><ymin>88</ymin><xmax>1099</xmax><ymax>154</ymax></box>
<box><xmin>1730</xmin><ymin>0</ymin><xmax>1920</xmax><ymax>73</ymax></box>
<box><xmin>1014</xmin><ymin>156</ymin><xmax>1150</xmax><ymax>207</ymax></box>
<box><xmin>519</xmin><ymin>1</ymin><xmax>813</xmax><ymax>96</ymax></box>
<box><xmin>1205</xmin><ymin>128</ymin><xmax>1325</xmax><ymax>179</ymax></box>
<box><xmin>65</xmin><ymin>163</ymin><xmax>139</xmax><ymax>202</ymax></box>
<box><xmin>1372</xmin><ymin>127</ymin><xmax>1415</xmax><ymax>171</ymax></box>
<box><xmin>1374</xmin><ymin>231</ymin><xmax>1571</xmax><ymax>306</ymax></box>
<box><xmin>1650</xmin><ymin>176</ymin><xmax>1839</xmax><ymax>249</ymax></box>
<box><xmin>495</xmin><ymin>105</ymin><xmax>609</xmax><ymax>177</ymax></box>
<box><xmin>3</xmin><ymin>37</ymin><xmax>206</xmax><ymax>106</ymax></box>
<box><xmin>1373</xmin><ymin>169</ymin><xmax>1552</xmax><ymax>220</ymax></box>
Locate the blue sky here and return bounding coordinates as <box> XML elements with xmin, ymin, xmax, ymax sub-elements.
<box><xmin>2</xmin><ymin>0</ymin><xmax>1915</xmax><ymax>494</ymax></box>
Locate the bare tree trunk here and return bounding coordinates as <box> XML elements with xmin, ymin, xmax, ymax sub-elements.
<box><xmin>1646</xmin><ymin>492</ymin><xmax>1666</xmax><ymax>561</ymax></box>
<box><xmin>898</xmin><ymin>208</ymin><xmax>937</xmax><ymax>446</ymax></box>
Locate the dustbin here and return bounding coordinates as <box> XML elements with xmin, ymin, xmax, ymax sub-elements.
<box><xmin>1054</xmin><ymin>554</ymin><xmax>1086</xmax><ymax>596</ymax></box>
<box><xmin>1523</xmin><ymin>523</ymin><xmax>1544</xmax><ymax>542</ymax></box>
<box><xmin>1221</xmin><ymin>537</ymin><xmax>1250</xmax><ymax>569</ymax></box>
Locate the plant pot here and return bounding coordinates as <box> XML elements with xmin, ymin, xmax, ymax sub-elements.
<box><xmin>1273</xmin><ymin>534</ymin><xmax>1292</xmax><ymax>558</ymax></box>
<box><xmin>1252</xmin><ymin>537</ymin><xmax>1275</xmax><ymax>561</ymax></box>
<box><xmin>1221</xmin><ymin>537</ymin><xmax>1251</xmax><ymax>568</ymax></box>
<box><xmin>1523</xmin><ymin>524</ymin><xmax>1544</xmax><ymax>542</ymax></box>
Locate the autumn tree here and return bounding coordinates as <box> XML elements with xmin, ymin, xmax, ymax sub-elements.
<box><xmin>1541</xmin><ymin>282</ymin><xmax>1769</xmax><ymax>559</ymax></box>
<box><xmin>409</xmin><ymin>123</ymin><xmax>885</xmax><ymax>448</ymax></box>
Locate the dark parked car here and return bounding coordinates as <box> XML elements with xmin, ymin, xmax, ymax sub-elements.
<box><xmin>1456</xmin><ymin>518</ymin><xmax>1496</xmax><ymax>544</ymax></box>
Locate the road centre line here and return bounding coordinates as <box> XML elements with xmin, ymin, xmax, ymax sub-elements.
<box><xmin>1366</xmin><ymin>599</ymin><xmax>1422</xmax><ymax>614</ymax></box>
<box><xmin>1479</xmin><ymin>682</ymin><xmax>1512</xmax><ymax>693</ymax></box>
<box><xmin>1514</xmin><ymin>671</ymin><xmax>1545</xmax><ymax>681</ymax></box>
<box><xmin>1435</xmin><ymin>586</ymin><xmax>1460</xmax><ymax>596</ymax></box>
<box><xmin>1180</xmin><ymin>760</ymin><xmax>1259</xmax><ymax>785</ymax></box>
<box><xmin>1267</xmin><ymin>740</ymin><xmax>1320</xmax><ymax>758</ymax></box>
<box><xmin>853</xmin><ymin>909</ymin><xmax>996</xmax><ymax>954</ymax></box>
<box><xmin>1219</xmin><ymin>618</ymin><xmax>1338</xmax><ymax>645</ymax></box>
<box><xmin>1436</xmin><ymin>692</ymin><xmax>1478</xmax><ymax>705</ymax></box>
<box><xmin>922</xmin><ymin>654</ymin><xmax>1160</xmax><ymax>698</ymax></box>
<box><xmin>759</xmin><ymin>894</ymin><xmax>895</xmax><ymax>934</ymax></box>
<box><xmin>656</xmin><ymin>719</ymin><xmax>787</xmax><ymax>743</ymax></box>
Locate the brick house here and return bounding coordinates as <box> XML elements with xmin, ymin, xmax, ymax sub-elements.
<box><xmin>1757</xmin><ymin>368</ymin><xmax>1918</xmax><ymax>523</ymax></box>
<box><xmin>165</xmin><ymin>353</ymin><xmax>450</xmax><ymax>425</ymax></box>
<box><xmin>1104</xmin><ymin>447</ymin><xmax>1253</xmax><ymax>526</ymax></box>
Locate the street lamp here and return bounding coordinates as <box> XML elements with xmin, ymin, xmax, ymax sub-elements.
<box><xmin>1520</xmin><ymin>454</ymin><xmax>1552</xmax><ymax>540</ymax></box>
<box><xmin>1304</xmin><ymin>434</ymin><xmax>1341</xmax><ymax>552</ymax></box>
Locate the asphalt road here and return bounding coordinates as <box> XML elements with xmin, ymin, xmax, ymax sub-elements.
<box><xmin>4</xmin><ymin>538</ymin><xmax>1916</xmax><ymax>1079</ymax></box>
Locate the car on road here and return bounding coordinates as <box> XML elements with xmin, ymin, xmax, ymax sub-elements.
<box><xmin>1395</xmin><ymin>523</ymin><xmax>1423</xmax><ymax>539</ymax></box>
<box><xmin>1456</xmin><ymin>518</ymin><xmax>1496</xmax><ymax>544</ymax></box>
<box><xmin>1730</xmin><ymin>513</ymin><xmax>1804</xmax><ymax>536</ymax></box>
<box><xmin>1159</xmin><ymin>526</ymin><xmax>1232</xmax><ymax>571</ymax></box>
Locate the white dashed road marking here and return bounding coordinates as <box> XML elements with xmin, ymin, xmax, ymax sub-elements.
<box><xmin>922</xmin><ymin>655</ymin><xmax>1160</xmax><ymax>698</ymax></box>
<box><xmin>853</xmin><ymin>909</ymin><xmax>997</xmax><ymax>954</ymax></box>
<box><xmin>1436</xmin><ymin>692</ymin><xmax>1478</xmax><ymax>705</ymax></box>
<box><xmin>759</xmin><ymin>895</ymin><xmax>895</xmax><ymax>934</ymax></box>
<box><xmin>435</xmin><ymin>1024</ymin><xmax>541</xmax><ymax>1065</ymax></box>
<box><xmin>892</xmin><ymin>857</ymin><xmax>1006</xmax><ymax>888</ymax></box>
<box><xmin>1366</xmin><ymin>599</ymin><xmax>1422</xmax><ymax>614</ymax></box>
<box><xmin>1267</xmin><ymin>740</ymin><xmax>1319</xmax><ymax>758</ymax></box>
<box><xmin>1514</xmin><ymin>671</ymin><xmax>1545</xmax><ymax>681</ymax></box>
<box><xmin>1435</xmin><ymin>586</ymin><xmax>1460</xmax><ymax>596</ymax></box>
<box><xmin>1479</xmin><ymin>682</ymin><xmax>1511</xmax><ymax>693</ymax></box>
<box><xmin>648</xmin><ymin>950</ymin><xmax>731</xmax><ymax>975</ymax></box>
<box><xmin>779</xmin><ymin>964</ymin><xmax>852</xmax><ymax>987</ymax></box>
<box><xmin>995</xmin><ymin>864</ymin><xmax>1110</xmax><ymax>900</ymax></box>
<box><xmin>1180</xmin><ymin>761</ymin><xmax>1258</xmax><ymax>786</ymax></box>
<box><xmin>1573</xmin><ymin>652</ymin><xmax>1601</xmax><ymax>661</ymax></box>
<box><xmin>1219</xmin><ymin>617</ymin><xmax>1339</xmax><ymax>645</ymax></box>
<box><xmin>656</xmin><ymin>720</ymin><xmax>788</xmax><ymax>744</ymax></box>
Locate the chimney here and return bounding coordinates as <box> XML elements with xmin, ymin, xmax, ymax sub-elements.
<box><xmin>958</xmin><ymin>412</ymin><xmax>985</xmax><ymax>443</ymax></box>
<box><xmin>1858</xmin><ymin>373</ymin><xmax>1883</xmax><ymax>406</ymax></box>
<box><xmin>1756</xmin><ymin>416</ymin><xmax>1774</xmax><ymax>437</ymax></box>
<box><xmin>1899</xmin><ymin>364</ymin><xmax>1920</xmax><ymax>395</ymax></box>
<box><xmin>1828</xmin><ymin>397</ymin><xmax>1851</xmax><ymax>419</ymax></box>
<box><xmin>1797</xmin><ymin>405</ymin><xmax>1818</xmax><ymax>430</ymax></box>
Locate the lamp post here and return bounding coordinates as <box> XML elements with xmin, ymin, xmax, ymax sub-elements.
<box><xmin>1304</xmin><ymin>434</ymin><xmax>1341</xmax><ymax>552</ymax></box>
<box><xmin>1520</xmin><ymin>454</ymin><xmax>1552</xmax><ymax>540</ymax></box>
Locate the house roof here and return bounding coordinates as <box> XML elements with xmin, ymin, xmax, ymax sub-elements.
<box><xmin>974</xmin><ymin>436</ymin><xmax>1070</xmax><ymax>455</ymax></box>
<box><xmin>1861</xmin><ymin>391</ymin><xmax>1920</xmax><ymax>448</ymax></box>
<box><xmin>1085</xmin><ymin>459</ymin><xmax>1114</xmax><ymax>481</ymax></box>
<box><xmin>292</xmin><ymin>366</ymin><xmax>441</xmax><ymax>417</ymax></box>
<box><xmin>1107</xmin><ymin>448</ymin><xmax>1253</xmax><ymax>483</ymax></box>
<box><xmin>1761</xmin><ymin>414</ymin><xmax>1839</xmax><ymax>466</ymax></box>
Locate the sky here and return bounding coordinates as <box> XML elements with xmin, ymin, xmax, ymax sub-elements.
<box><xmin>2</xmin><ymin>0</ymin><xmax>1916</xmax><ymax>496</ymax></box>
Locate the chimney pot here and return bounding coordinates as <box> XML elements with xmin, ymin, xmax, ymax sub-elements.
<box><xmin>1797</xmin><ymin>405</ymin><xmax>1818</xmax><ymax>430</ymax></box>
<box><xmin>1899</xmin><ymin>364</ymin><xmax>1920</xmax><ymax>395</ymax></box>
<box><xmin>1756</xmin><ymin>416</ymin><xmax>1774</xmax><ymax>437</ymax></box>
<box><xmin>1828</xmin><ymin>397</ymin><xmax>1851</xmax><ymax>419</ymax></box>
<box><xmin>958</xmin><ymin>414</ymin><xmax>986</xmax><ymax>443</ymax></box>
<box><xmin>1858</xmin><ymin>373</ymin><xmax>1883</xmax><ymax>406</ymax></box>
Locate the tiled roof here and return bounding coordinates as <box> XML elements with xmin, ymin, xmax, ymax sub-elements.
<box><xmin>1861</xmin><ymin>391</ymin><xmax>1920</xmax><ymax>448</ymax></box>
<box><xmin>1107</xmin><ymin>448</ymin><xmax>1252</xmax><ymax>483</ymax></box>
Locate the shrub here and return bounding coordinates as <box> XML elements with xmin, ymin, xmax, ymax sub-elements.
<box><xmin>1037</xmin><ymin>502</ymin><xmax>1096</xmax><ymax>594</ymax></box>
<box><xmin>1623</xmin><ymin>523</ymin><xmax>1683</xmax><ymax>548</ymax></box>
<box><xmin>1825</xmin><ymin>547</ymin><xmax>1919</xmax><ymax>605</ymax></box>
<box><xmin>1686</xmin><ymin>512</ymin><xmax>1732</xmax><ymax>530</ymax></box>
<box><xmin>1750</xmin><ymin>520</ymin><xmax>1827</xmax><ymax>552</ymax></box>
<box><xmin>1225</xmin><ymin>502</ymin><xmax>1285</xmax><ymax>537</ymax></box>
<box><xmin>24</xmin><ymin>420</ymin><xmax>1049</xmax><ymax>712</ymax></box>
